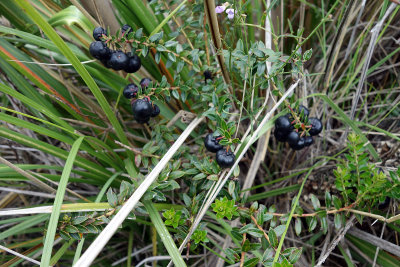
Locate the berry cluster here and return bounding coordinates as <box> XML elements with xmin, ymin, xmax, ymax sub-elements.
<box><xmin>123</xmin><ymin>78</ymin><xmax>160</xmax><ymax>124</ymax></box>
<box><xmin>204</xmin><ymin>133</ymin><xmax>235</xmax><ymax>168</ymax></box>
<box><xmin>274</xmin><ymin>105</ymin><xmax>322</xmax><ymax>150</ymax></box>
<box><xmin>89</xmin><ymin>25</ymin><xmax>141</xmax><ymax>73</ymax></box>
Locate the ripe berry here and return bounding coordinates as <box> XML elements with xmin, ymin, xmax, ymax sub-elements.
<box><xmin>309</xmin><ymin>118</ymin><xmax>322</xmax><ymax>136</ymax></box>
<box><xmin>204</xmin><ymin>133</ymin><xmax>223</xmax><ymax>153</ymax></box>
<box><xmin>121</xmin><ymin>24</ymin><xmax>133</xmax><ymax>35</ymax></box>
<box><xmin>286</xmin><ymin>131</ymin><xmax>300</xmax><ymax>146</ymax></box>
<box><xmin>304</xmin><ymin>136</ymin><xmax>314</xmax><ymax>146</ymax></box>
<box><xmin>140</xmin><ymin>78</ymin><xmax>152</xmax><ymax>88</ymax></box>
<box><xmin>123</xmin><ymin>83</ymin><xmax>139</xmax><ymax>99</ymax></box>
<box><xmin>93</xmin><ymin>27</ymin><xmax>106</xmax><ymax>41</ymax></box>
<box><xmin>132</xmin><ymin>98</ymin><xmax>153</xmax><ymax>124</ymax></box>
<box><xmin>216</xmin><ymin>149</ymin><xmax>235</xmax><ymax>168</ymax></box>
<box><xmin>151</xmin><ymin>104</ymin><xmax>160</xmax><ymax>117</ymax></box>
<box><xmin>298</xmin><ymin>105</ymin><xmax>310</xmax><ymax>118</ymax></box>
<box><xmin>124</xmin><ymin>54</ymin><xmax>141</xmax><ymax>73</ymax></box>
<box><xmin>108</xmin><ymin>51</ymin><xmax>129</xmax><ymax>70</ymax></box>
<box><xmin>274</xmin><ymin>128</ymin><xmax>288</xmax><ymax>142</ymax></box>
<box><xmin>204</xmin><ymin>70</ymin><xmax>212</xmax><ymax>81</ymax></box>
<box><xmin>290</xmin><ymin>137</ymin><xmax>305</xmax><ymax>150</ymax></box>
<box><xmin>89</xmin><ymin>41</ymin><xmax>111</xmax><ymax>60</ymax></box>
<box><xmin>275</xmin><ymin>115</ymin><xmax>292</xmax><ymax>133</ymax></box>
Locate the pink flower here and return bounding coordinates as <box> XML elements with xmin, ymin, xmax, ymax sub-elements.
<box><xmin>215</xmin><ymin>5</ymin><xmax>226</xmax><ymax>13</ymax></box>
<box><xmin>226</xmin><ymin>8</ymin><xmax>235</xmax><ymax>19</ymax></box>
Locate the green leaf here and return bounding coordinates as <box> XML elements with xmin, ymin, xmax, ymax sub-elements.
<box><xmin>294</xmin><ymin>218</ymin><xmax>302</xmax><ymax>236</ymax></box>
<box><xmin>65</xmin><ymin>224</ymin><xmax>79</xmax><ymax>234</ymax></box>
<box><xmin>169</xmin><ymin>171</ymin><xmax>185</xmax><ymax>179</ymax></box>
<box><xmin>288</xmin><ymin>247</ymin><xmax>302</xmax><ymax>264</ymax></box>
<box><xmin>325</xmin><ymin>191</ymin><xmax>332</xmax><ymax>210</ymax></box>
<box><xmin>307</xmin><ymin>216</ymin><xmax>317</xmax><ymax>232</ymax></box>
<box><xmin>332</xmin><ymin>195</ymin><xmax>342</xmax><ymax>210</ymax></box>
<box><xmin>334</xmin><ymin>213</ymin><xmax>342</xmax><ymax>230</ymax></box>
<box><xmin>310</xmin><ymin>194</ymin><xmax>321</xmax><ymax>210</ymax></box>
<box><xmin>168</xmin><ymin>52</ymin><xmax>176</xmax><ymax>62</ymax></box>
<box><xmin>244</xmin><ymin>258</ymin><xmax>259</xmax><ymax>267</ymax></box>
<box><xmin>106</xmin><ymin>188</ymin><xmax>118</xmax><ymax>208</ymax></box>
<box><xmin>268</xmin><ymin>229</ymin><xmax>278</xmax><ymax>248</ymax></box>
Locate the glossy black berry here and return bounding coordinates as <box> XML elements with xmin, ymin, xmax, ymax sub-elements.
<box><xmin>151</xmin><ymin>104</ymin><xmax>160</xmax><ymax>117</ymax></box>
<box><xmin>275</xmin><ymin>116</ymin><xmax>292</xmax><ymax>133</ymax></box>
<box><xmin>108</xmin><ymin>51</ymin><xmax>129</xmax><ymax>70</ymax></box>
<box><xmin>93</xmin><ymin>27</ymin><xmax>106</xmax><ymax>41</ymax></box>
<box><xmin>304</xmin><ymin>136</ymin><xmax>314</xmax><ymax>146</ymax></box>
<box><xmin>274</xmin><ymin>128</ymin><xmax>288</xmax><ymax>142</ymax></box>
<box><xmin>89</xmin><ymin>41</ymin><xmax>111</xmax><ymax>60</ymax></box>
<box><xmin>204</xmin><ymin>133</ymin><xmax>223</xmax><ymax>153</ymax></box>
<box><xmin>309</xmin><ymin>118</ymin><xmax>322</xmax><ymax>136</ymax></box>
<box><xmin>286</xmin><ymin>131</ymin><xmax>300</xmax><ymax>146</ymax></box>
<box><xmin>132</xmin><ymin>98</ymin><xmax>153</xmax><ymax>124</ymax></box>
<box><xmin>204</xmin><ymin>70</ymin><xmax>212</xmax><ymax>81</ymax></box>
<box><xmin>123</xmin><ymin>83</ymin><xmax>139</xmax><ymax>99</ymax></box>
<box><xmin>121</xmin><ymin>24</ymin><xmax>133</xmax><ymax>35</ymax></box>
<box><xmin>124</xmin><ymin>54</ymin><xmax>141</xmax><ymax>73</ymax></box>
<box><xmin>140</xmin><ymin>78</ymin><xmax>152</xmax><ymax>88</ymax></box>
<box><xmin>298</xmin><ymin>105</ymin><xmax>310</xmax><ymax>118</ymax></box>
<box><xmin>290</xmin><ymin>137</ymin><xmax>305</xmax><ymax>150</ymax></box>
<box><xmin>216</xmin><ymin>149</ymin><xmax>235</xmax><ymax>168</ymax></box>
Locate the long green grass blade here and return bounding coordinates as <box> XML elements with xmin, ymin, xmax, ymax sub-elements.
<box><xmin>41</xmin><ymin>136</ymin><xmax>84</xmax><ymax>267</ymax></box>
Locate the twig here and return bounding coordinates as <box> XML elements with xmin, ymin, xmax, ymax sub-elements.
<box><xmin>250</xmin><ymin>215</ymin><xmax>272</xmax><ymax>246</ymax></box>
<box><xmin>0</xmin><ymin>244</ymin><xmax>41</xmax><ymax>265</ymax></box>
<box><xmin>0</xmin><ymin>156</ymin><xmax>56</xmax><ymax>194</ymax></box>
<box><xmin>315</xmin><ymin>216</ymin><xmax>355</xmax><ymax>267</ymax></box>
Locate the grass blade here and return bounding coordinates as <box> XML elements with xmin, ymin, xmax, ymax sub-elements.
<box><xmin>40</xmin><ymin>136</ymin><xmax>84</xmax><ymax>267</ymax></box>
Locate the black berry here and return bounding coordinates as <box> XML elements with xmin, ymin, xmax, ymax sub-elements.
<box><xmin>132</xmin><ymin>98</ymin><xmax>153</xmax><ymax>124</ymax></box>
<box><xmin>309</xmin><ymin>118</ymin><xmax>322</xmax><ymax>136</ymax></box>
<box><xmin>290</xmin><ymin>137</ymin><xmax>305</xmax><ymax>150</ymax></box>
<box><xmin>89</xmin><ymin>41</ymin><xmax>111</xmax><ymax>60</ymax></box>
<box><xmin>286</xmin><ymin>131</ymin><xmax>300</xmax><ymax>146</ymax></box>
<box><xmin>123</xmin><ymin>83</ymin><xmax>139</xmax><ymax>99</ymax></box>
<box><xmin>204</xmin><ymin>133</ymin><xmax>223</xmax><ymax>153</ymax></box>
<box><xmin>108</xmin><ymin>51</ymin><xmax>129</xmax><ymax>70</ymax></box>
<box><xmin>140</xmin><ymin>78</ymin><xmax>152</xmax><ymax>88</ymax></box>
<box><xmin>124</xmin><ymin>54</ymin><xmax>141</xmax><ymax>73</ymax></box>
<box><xmin>121</xmin><ymin>24</ymin><xmax>133</xmax><ymax>35</ymax></box>
<box><xmin>93</xmin><ymin>27</ymin><xmax>106</xmax><ymax>41</ymax></box>
<box><xmin>204</xmin><ymin>70</ymin><xmax>212</xmax><ymax>81</ymax></box>
<box><xmin>216</xmin><ymin>149</ymin><xmax>235</xmax><ymax>168</ymax></box>
<box><xmin>304</xmin><ymin>136</ymin><xmax>314</xmax><ymax>147</ymax></box>
<box><xmin>275</xmin><ymin>115</ymin><xmax>292</xmax><ymax>133</ymax></box>
<box><xmin>274</xmin><ymin>128</ymin><xmax>288</xmax><ymax>142</ymax></box>
<box><xmin>151</xmin><ymin>104</ymin><xmax>160</xmax><ymax>117</ymax></box>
